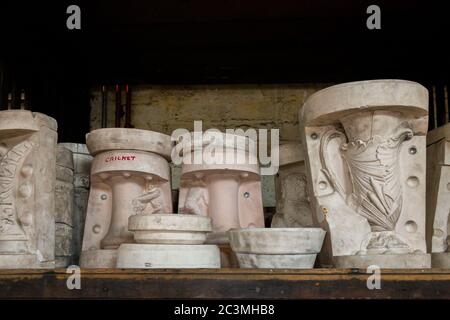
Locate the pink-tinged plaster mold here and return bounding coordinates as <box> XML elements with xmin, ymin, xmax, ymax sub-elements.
<box><xmin>80</xmin><ymin>128</ymin><xmax>173</xmax><ymax>268</ymax></box>
<box><xmin>177</xmin><ymin>132</ymin><xmax>265</xmax><ymax>267</ymax></box>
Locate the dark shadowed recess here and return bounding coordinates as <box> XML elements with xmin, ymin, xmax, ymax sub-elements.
<box><xmin>0</xmin><ymin>0</ymin><xmax>449</xmax><ymax>141</ymax></box>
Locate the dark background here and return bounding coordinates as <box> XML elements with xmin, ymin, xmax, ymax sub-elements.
<box><xmin>0</xmin><ymin>0</ymin><xmax>449</xmax><ymax>142</ymax></box>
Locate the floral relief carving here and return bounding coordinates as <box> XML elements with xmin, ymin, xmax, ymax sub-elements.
<box><xmin>0</xmin><ymin>141</ymin><xmax>33</xmax><ymax>237</ymax></box>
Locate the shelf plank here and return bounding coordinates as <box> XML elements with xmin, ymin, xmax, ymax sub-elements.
<box><xmin>1</xmin><ymin>268</ymin><xmax>449</xmax><ymax>299</ymax></box>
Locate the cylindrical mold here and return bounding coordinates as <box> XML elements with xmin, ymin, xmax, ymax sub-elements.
<box><xmin>178</xmin><ymin>132</ymin><xmax>265</xmax><ymax>267</ymax></box>
<box><xmin>55</xmin><ymin>145</ymin><xmax>74</xmax><ymax>268</ymax></box>
<box><xmin>58</xmin><ymin>143</ymin><xmax>92</xmax><ymax>266</ymax></box>
<box><xmin>79</xmin><ymin>128</ymin><xmax>173</xmax><ymax>268</ymax></box>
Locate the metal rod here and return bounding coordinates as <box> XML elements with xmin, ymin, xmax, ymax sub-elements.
<box><xmin>0</xmin><ymin>62</ymin><xmax>7</xmax><ymax>110</ymax></box>
<box><xmin>125</xmin><ymin>84</ymin><xmax>132</xmax><ymax>128</ymax></box>
<box><xmin>24</xmin><ymin>86</ymin><xmax>31</xmax><ymax>110</ymax></box>
<box><xmin>115</xmin><ymin>84</ymin><xmax>122</xmax><ymax>127</ymax></box>
<box><xmin>444</xmin><ymin>85</ymin><xmax>449</xmax><ymax>124</ymax></box>
<box><xmin>101</xmin><ymin>85</ymin><xmax>108</xmax><ymax>128</ymax></box>
<box><xmin>432</xmin><ymin>85</ymin><xmax>438</xmax><ymax>129</ymax></box>
<box><xmin>11</xmin><ymin>78</ymin><xmax>21</xmax><ymax>109</ymax></box>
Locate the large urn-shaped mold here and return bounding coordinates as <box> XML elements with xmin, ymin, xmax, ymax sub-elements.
<box><xmin>229</xmin><ymin>228</ymin><xmax>325</xmax><ymax>268</ymax></box>
<box><xmin>80</xmin><ymin>128</ymin><xmax>173</xmax><ymax>268</ymax></box>
<box><xmin>426</xmin><ymin>123</ymin><xmax>450</xmax><ymax>267</ymax></box>
<box><xmin>271</xmin><ymin>143</ymin><xmax>313</xmax><ymax>228</ymax></box>
<box><xmin>300</xmin><ymin>80</ymin><xmax>431</xmax><ymax>268</ymax></box>
<box><xmin>0</xmin><ymin>110</ymin><xmax>57</xmax><ymax>268</ymax></box>
<box><xmin>177</xmin><ymin>132</ymin><xmax>265</xmax><ymax>267</ymax></box>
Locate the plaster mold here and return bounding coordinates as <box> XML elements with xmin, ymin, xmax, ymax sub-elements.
<box><xmin>426</xmin><ymin>124</ymin><xmax>450</xmax><ymax>267</ymax></box>
<box><xmin>128</xmin><ymin>213</ymin><xmax>212</xmax><ymax>244</ymax></box>
<box><xmin>59</xmin><ymin>143</ymin><xmax>92</xmax><ymax>265</ymax></box>
<box><xmin>0</xmin><ymin>110</ymin><xmax>57</xmax><ymax>268</ymax></box>
<box><xmin>55</xmin><ymin>146</ymin><xmax>74</xmax><ymax>267</ymax></box>
<box><xmin>80</xmin><ymin>128</ymin><xmax>173</xmax><ymax>268</ymax></box>
<box><xmin>271</xmin><ymin>143</ymin><xmax>312</xmax><ymax>227</ymax></box>
<box><xmin>116</xmin><ymin>213</ymin><xmax>220</xmax><ymax>268</ymax></box>
<box><xmin>229</xmin><ymin>228</ymin><xmax>325</xmax><ymax>268</ymax></box>
<box><xmin>177</xmin><ymin>132</ymin><xmax>265</xmax><ymax>267</ymax></box>
<box><xmin>116</xmin><ymin>243</ymin><xmax>220</xmax><ymax>268</ymax></box>
<box><xmin>299</xmin><ymin>80</ymin><xmax>430</xmax><ymax>268</ymax></box>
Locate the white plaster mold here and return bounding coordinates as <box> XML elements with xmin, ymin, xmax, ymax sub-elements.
<box><xmin>299</xmin><ymin>80</ymin><xmax>431</xmax><ymax>268</ymax></box>
<box><xmin>426</xmin><ymin>123</ymin><xmax>450</xmax><ymax>267</ymax></box>
<box><xmin>229</xmin><ymin>228</ymin><xmax>325</xmax><ymax>268</ymax></box>
<box><xmin>271</xmin><ymin>142</ymin><xmax>313</xmax><ymax>228</ymax></box>
<box><xmin>0</xmin><ymin>110</ymin><xmax>57</xmax><ymax>268</ymax></box>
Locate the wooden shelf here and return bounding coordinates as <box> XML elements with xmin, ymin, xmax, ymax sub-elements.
<box><xmin>1</xmin><ymin>268</ymin><xmax>450</xmax><ymax>299</ymax></box>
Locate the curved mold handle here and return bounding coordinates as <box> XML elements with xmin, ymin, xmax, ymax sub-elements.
<box><xmin>319</xmin><ymin>129</ymin><xmax>348</xmax><ymax>198</ymax></box>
